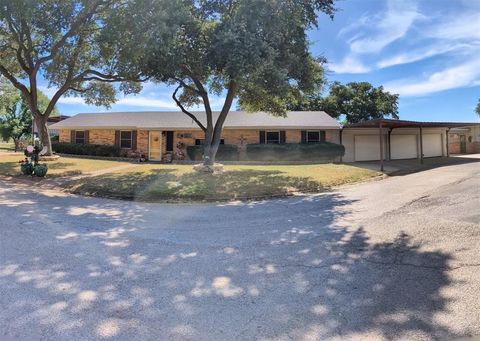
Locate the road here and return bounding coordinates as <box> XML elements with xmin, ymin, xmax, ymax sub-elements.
<box><xmin>0</xmin><ymin>160</ymin><xmax>479</xmax><ymax>340</ymax></box>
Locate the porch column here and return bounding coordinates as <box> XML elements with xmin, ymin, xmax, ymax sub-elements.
<box><xmin>379</xmin><ymin>122</ymin><xmax>384</xmax><ymax>172</ymax></box>
<box><xmin>419</xmin><ymin>125</ymin><xmax>424</xmax><ymax>164</ymax></box>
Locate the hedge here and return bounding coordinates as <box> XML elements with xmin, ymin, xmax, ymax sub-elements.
<box><xmin>245</xmin><ymin>143</ymin><xmax>345</xmax><ymax>161</ymax></box>
<box><xmin>186</xmin><ymin>144</ymin><xmax>239</xmax><ymax>161</ymax></box>
<box><xmin>52</xmin><ymin>142</ymin><xmax>121</xmax><ymax>157</ymax></box>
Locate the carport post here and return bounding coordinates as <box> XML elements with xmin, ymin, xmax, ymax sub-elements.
<box><xmin>379</xmin><ymin>122</ymin><xmax>384</xmax><ymax>172</ymax></box>
<box><xmin>446</xmin><ymin>128</ymin><xmax>450</xmax><ymax>157</ymax></box>
<box><xmin>419</xmin><ymin>125</ymin><xmax>424</xmax><ymax>164</ymax></box>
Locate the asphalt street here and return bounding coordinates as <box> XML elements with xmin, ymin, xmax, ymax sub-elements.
<box><xmin>0</xmin><ymin>159</ymin><xmax>479</xmax><ymax>340</ymax></box>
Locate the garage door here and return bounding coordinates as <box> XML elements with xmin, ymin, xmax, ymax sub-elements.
<box><xmin>354</xmin><ymin>135</ymin><xmax>385</xmax><ymax>161</ymax></box>
<box><xmin>391</xmin><ymin>135</ymin><xmax>418</xmax><ymax>160</ymax></box>
<box><xmin>423</xmin><ymin>134</ymin><xmax>443</xmax><ymax>157</ymax></box>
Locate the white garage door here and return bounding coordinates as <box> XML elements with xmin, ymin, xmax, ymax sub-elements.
<box><xmin>423</xmin><ymin>134</ymin><xmax>443</xmax><ymax>157</ymax></box>
<box><xmin>391</xmin><ymin>135</ymin><xmax>418</xmax><ymax>160</ymax></box>
<box><xmin>355</xmin><ymin>135</ymin><xmax>385</xmax><ymax>161</ymax></box>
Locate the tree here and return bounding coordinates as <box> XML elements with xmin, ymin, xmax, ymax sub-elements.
<box><xmin>0</xmin><ymin>0</ymin><xmax>142</xmax><ymax>155</ymax></box>
<box><xmin>475</xmin><ymin>98</ymin><xmax>480</xmax><ymax>117</ymax></box>
<box><xmin>0</xmin><ymin>81</ymin><xmax>59</xmax><ymax>151</ymax></box>
<box><xmin>107</xmin><ymin>0</ymin><xmax>335</xmax><ymax>168</ymax></box>
<box><xmin>289</xmin><ymin>81</ymin><xmax>399</xmax><ymax>124</ymax></box>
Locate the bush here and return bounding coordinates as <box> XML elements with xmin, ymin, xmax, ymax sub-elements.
<box><xmin>186</xmin><ymin>144</ymin><xmax>239</xmax><ymax>161</ymax></box>
<box><xmin>33</xmin><ymin>164</ymin><xmax>48</xmax><ymax>177</ymax></box>
<box><xmin>20</xmin><ymin>163</ymin><xmax>33</xmax><ymax>175</ymax></box>
<box><xmin>52</xmin><ymin>142</ymin><xmax>120</xmax><ymax>157</ymax></box>
<box><xmin>245</xmin><ymin>143</ymin><xmax>345</xmax><ymax>161</ymax></box>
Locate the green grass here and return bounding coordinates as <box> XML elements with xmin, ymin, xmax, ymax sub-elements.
<box><xmin>0</xmin><ymin>142</ymin><xmax>15</xmax><ymax>151</ymax></box>
<box><xmin>64</xmin><ymin>163</ymin><xmax>381</xmax><ymax>201</ymax></box>
<box><xmin>0</xmin><ymin>155</ymin><xmax>132</xmax><ymax>177</ymax></box>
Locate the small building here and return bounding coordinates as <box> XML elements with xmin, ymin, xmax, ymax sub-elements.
<box><xmin>49</xmin><ymin>111</ymin><xmax>341</xmax><ymax>161</ymax></box>
<box><xmin>342</xmin><ymin>119</ymin><xmax>480</xmax><ymax>170</ymax></box>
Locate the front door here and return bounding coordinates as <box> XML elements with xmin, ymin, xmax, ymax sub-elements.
<box><xmin>460</xmin><ymin>135</ymin><xmax>467</xmax><ymax>154</ymax></box>
<box><xmin>149</xmin><ymin>131</ymin><xmax>162</xmax><ymax>161</ymax></box>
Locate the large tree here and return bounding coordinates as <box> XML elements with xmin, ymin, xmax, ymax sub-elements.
<box><xmin>0</xmin><ymin>81</ymin><xmax>59</xmax><ymax>151</ymax></box>
<box><xmin>0</xmin><ymin>0</ymin><xmax>142</xmax><ymax>155</ymax></box>
<box><xmin>107</xmin><ymin>0</ymin><xmax>336</xmax><ymax>168</ymax></box>
<box><xmin>475</xmin><ymin>98</ymin><xmax>480</xmax><ymax>117</ymax></box>
<box><xmin>290</xmin><ymin>81</ymin><xmax>399</xmax><ymax>124</ymax></box>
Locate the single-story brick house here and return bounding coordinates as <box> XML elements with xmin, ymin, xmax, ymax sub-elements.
<box><xmin>50</xmin><ymin>111</ymin><xmax>342</xmax><ymax>161</ymax></box>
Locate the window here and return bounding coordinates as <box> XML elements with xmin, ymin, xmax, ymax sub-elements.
<box><xmin>266</xmin><ymin>131</ymin><xmax>280</xmax><ymax>144</ymax></box>
<box><xmin>195</xmin><ymin>138</ymin><xmax>225</xmax><ymax>145</ymax></box>
<box><xmin>75</xmin><ymin>130</ymin><xmax>85</xmax><ymax>144</ymax></box>
<box><xmin>120</xmin><ymin>130</ymin><xmax>133</xmax><ymax>149</ymax></box>
<box><xmin>306</xmin><ymin>130</ymin><xmax>326</xmax><ymax>143</ymax></box>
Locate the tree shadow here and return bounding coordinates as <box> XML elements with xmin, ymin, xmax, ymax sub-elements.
<box><xmin>0</xmin><ymin>181</ymin><xmax>458</xmax><ymax>340</ymax></box>
<box><xmin>66</xmin><ymin>168</ymin><xmax>330</xmax><ymax>202</ymax></box>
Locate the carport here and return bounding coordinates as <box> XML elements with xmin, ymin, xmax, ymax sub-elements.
<box><xmin>342</xmin><ymin>119</ymin><xmax>478</xmax><ymax>171</ymax></box>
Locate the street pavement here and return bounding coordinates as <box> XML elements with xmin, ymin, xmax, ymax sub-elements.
<box><xmin>0</xmin><ymin>159</ymin><xmax>479</xmax><ymax>340</ymax></box>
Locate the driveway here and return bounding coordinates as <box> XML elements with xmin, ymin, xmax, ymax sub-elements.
<box><xmin>0</xmin><ymin>160</ymin><xmax>479</xmax><ymax>340</ymax></box>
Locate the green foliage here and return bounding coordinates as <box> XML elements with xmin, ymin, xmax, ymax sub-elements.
<box><xmin>52</xmin><ymin>142</ymin><xmax>120</xmax><ymax>157</ymax></box>
<box><xmin>106</xmin><ymin>0</ymin><xmax>336</xmax><ymax>165</ymax></box>
<box><xmin>187</xmin><ymin>144</ymin><xmax>239</xmax><ymax>161</ymax></box>
<box><xmin>289</xmin><ymin>81</ymin><xmax>399</xmax><ymax>124</ymax></box>
<box><xmin>245</xmin><ymin>143</ymin><xmax>345</xmax><ymax>161</ymax></box>
<box><xmin>33</xmin><ymin>164</ymin><xmax>48</xmax><ymax>177</ymax></box>
<box><xmin>475</xmin><ymin>98</ymin><xmax>480</xmax><ymax>117</ymax></box>
<box><xmin>20</xmin><ymin>162</ymin><xmax>33</xmax><ymax>175</ymax></box>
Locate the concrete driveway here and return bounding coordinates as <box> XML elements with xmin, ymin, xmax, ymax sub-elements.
<box><xmin>0</xmin><ymin>160</ymin><xmax>479</xmax><ymax>340</ymax></box>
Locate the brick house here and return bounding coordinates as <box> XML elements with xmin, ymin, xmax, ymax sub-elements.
<box><xmin>50</xmin><ymin>111</ymin><xmax>341</xmax><ymax>161</ymax></box>
<box><xmin>448</xmin><ymin>126</ymin><xmax>480</xmax><ymax>154</ymax></box>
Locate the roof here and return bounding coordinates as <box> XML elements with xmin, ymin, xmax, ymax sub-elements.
<box><xmin>49</xmin><ymin>111</ymin><xmax>341</xmax><ymax>130</ymax></box>
<box><xmin>343</xmin><ymin>118</ymin><xmax>480</xmax><ymax>129</ymax></box>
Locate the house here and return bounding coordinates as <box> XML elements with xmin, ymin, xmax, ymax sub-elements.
<box><xmin>33</xmin><ymin>115</ymin><xmax>70</xmax><ymax>137</ymax></box>
<box><xmin>49</xmin><ymin>111</ymin><xmax>480</xmax><ymax>163</ymax></box>
<box><xmin>49</xmin><ymin>111</ymin><xmax>341</xmax><ymax>161</ymax></box>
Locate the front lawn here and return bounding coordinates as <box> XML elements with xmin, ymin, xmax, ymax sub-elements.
<box><xmin>0</xmin><ymin>155</ymin><xmax>132</xmax><ymax>177</ymax></box>
<box><xmin>63</xmin><ymin>163</ymin><xmax>381</xmax><ymax>201</ymax></box>
<box><xmin>0</xmin><ymin>142</ymin><xmax>15</xmax><ymax>151</ymax></box>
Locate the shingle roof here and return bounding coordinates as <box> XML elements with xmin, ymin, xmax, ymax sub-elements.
<box><xmin>49</xmin><ymin>111</ymin><xmax>341</xmax><ymax>130</ymax></box>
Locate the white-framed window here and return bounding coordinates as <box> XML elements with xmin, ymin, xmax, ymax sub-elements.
<box><xmin>306</xmin><ymin>130</ymin><xmax>326</xmax><ymax>143</ymax></box>
<box><xmin>75</xmin><ymin>130</ymin><xmax>85</xmax><ymax>144</ymax></box>
<box><xmin>265</xmin><ymin>131</ymin><xmax>280</xmax><ymax>144</ymax></box>
<box><xmin>120</xmin><ymin>130</ymin><xmax>133</xmax><ymax>149</ymax></box>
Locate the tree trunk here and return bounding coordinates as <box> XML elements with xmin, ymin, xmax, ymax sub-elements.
<box><xmin>13</xmin><ymin>138</ymin><xmax>20</xmax><ymax>152</ymax></box>
<box><xmin>34</xmin><ymin>115</ymin><xmax>52</xmax><ymax>155</ymax></box>
<box><xmin>203</xmin><ymin>139</ymin><xmax>220</xmax><ymax>166</ymax></box>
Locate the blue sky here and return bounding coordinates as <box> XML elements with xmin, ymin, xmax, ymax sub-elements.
<box><xmin>45</xmin><ymin>0</ymin><xmax>480</xmax><ymax>122</ymax></box>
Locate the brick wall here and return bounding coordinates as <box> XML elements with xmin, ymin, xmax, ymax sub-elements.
<box><xmin>58</xmin><ymin>128</ymin><xmax>341</xmax><ymax>160</ymax></box>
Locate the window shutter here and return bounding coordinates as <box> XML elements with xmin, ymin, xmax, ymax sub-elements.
<box><xmin>320</xmin><ymin>130</ymin><xmax>326</xmax><ymax>142</ymax></box>
<box><xmin>70</xmin><ymin>130</ymin><xmax>76</xmax><ymax>143</ymax></box>
<box><xmin>280</xmin><ymin>131</ymin><xmax>286</xmax><ymax>144</ymax></box>
<box><xmin>84</xmin><ymin>130</ymin><xmax>89</xmax><ymax>144</ymax></box>
<box><xmin>259</xmin><ymin>131</ymin><xmax>265</xmax><ymax>144</ymax></box>
<box><xmin>166</xmin><ymin>131</ymin><xmax>174</xmax><ymax>151</ymax></box>
<box><xmin>132</xmin><ymin>130</ymin><xmax>137</xmax><ymax>150</ymax></box>
<box><xmin>301</xmin><ymin>130</ymin><xmax>307</xmax><ymax>144</ymax></box>
<box><xmin>114</xmin><ymin>130</ymin><xmax>120</xmax><ymax>148</ymax></box>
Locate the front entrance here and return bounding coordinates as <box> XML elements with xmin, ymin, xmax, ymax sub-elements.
<box><xmin>149</xmin><ymin>131</ymin><xmax>162</xmax><ymax>161</ymax></box>
<box><xmin>460</xmin><ymin>135</ymin><xmax>467</xmax><ymax>154</ymax></box>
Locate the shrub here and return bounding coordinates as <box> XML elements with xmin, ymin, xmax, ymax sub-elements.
<box><xmin>33</xmin><ymin>164</ymin><xmax>48</xmax><ymax>177</ymax></box>
<box><xmin>20</xmin><ymin>162</ymin><xmax>33</xmax><ymax>175</ymax></box>
<box><xmin>186</xmin><ymin>144</ymin><xmax>239</xmax><ymax>161</ymax></box>
<box><xmin>245</xmin><ymin>143</ymin><xmax>345</xmax><ymax>161</ymax></box>
<box><xmin>52</xmin><ymin>142</ymin><xmax>120</xmax><ymax>157</ymax></box>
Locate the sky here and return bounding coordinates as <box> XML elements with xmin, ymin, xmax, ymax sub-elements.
<box><xmin>44</xmin><ymin>0</ymin><xmax>480</xmax><ymax>122</ymax></box>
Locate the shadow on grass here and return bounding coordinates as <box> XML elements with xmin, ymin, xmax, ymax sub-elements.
<box><xmin>66</xmin><ymin>168</ymin><xmax>328</xmax><ymax>201</ymax></box>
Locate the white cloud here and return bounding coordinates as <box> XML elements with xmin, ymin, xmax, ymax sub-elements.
<box><xmin>328</xmin><ymin>56</ymin><xmax>370</xmax><ymax>74</ymax></box>
<box><xmin>384</xmin><ymin>58</ymin><xmax>480</xmax><ymax>96</ymax></box>
<box><xmin>348</xmin><ymin>0</ymin><xmax>421</xmax><ymax>54</ymax></box>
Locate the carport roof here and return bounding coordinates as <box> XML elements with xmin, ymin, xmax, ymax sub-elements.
<box><xmin>343</xmin><ymin>119</ymin><xmax>479</xmax><ymax>129</ymax></box>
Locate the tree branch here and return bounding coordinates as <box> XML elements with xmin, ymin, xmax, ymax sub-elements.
<box><xmin>172</xmin><ymin>85</ymin><xmax>206</xmax><ymax>132</ymax></box>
